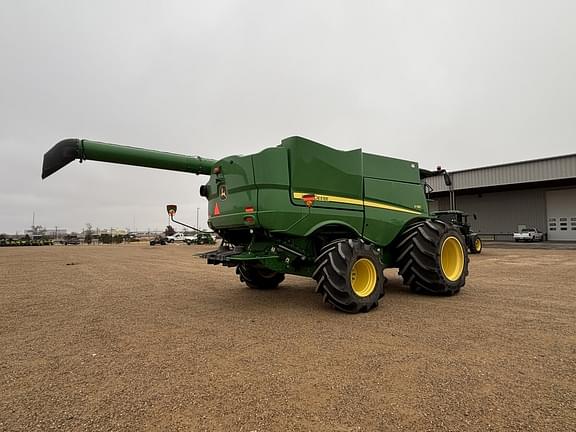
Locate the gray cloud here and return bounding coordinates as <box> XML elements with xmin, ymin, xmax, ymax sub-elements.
<box><xmin>1</xmin><ymin>0</ymin><xmax>575</xmax><ymax>232</ymax></box>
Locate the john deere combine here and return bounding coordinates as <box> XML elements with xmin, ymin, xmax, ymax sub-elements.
<box><xmin>42</xmin><ymin>136</ymin><xmax>469</xmax><ymax>313</ymax></box>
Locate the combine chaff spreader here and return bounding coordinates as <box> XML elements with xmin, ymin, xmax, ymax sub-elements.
<box><xmin>43</xmin><ymin>136</ymin><xmax>469</xmax><ymax>313</ymax></box>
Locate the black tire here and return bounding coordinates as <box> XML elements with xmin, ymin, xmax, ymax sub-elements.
<box><xmin>313</xmin><ymin>239</ymin><xmax>385</xmax><ymax>313</ymax></box>
<box><xmin>236</xmin><ymin>263</ymin><xmax>285</xmax><ymax>290</ymax></box>
<box><xmin>396</xmin><ymin>219</ymin><xmax>469</xmax><ymax>295</ymax></box>
<box><xmin>469</xmin><ymin>234</ymin><xmax>482</xmax><ymax>254</ymax></box>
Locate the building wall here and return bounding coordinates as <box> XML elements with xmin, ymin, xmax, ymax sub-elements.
<box><xmin>430</xmin><ymin>187</ymin><xmax>548</xmax><ymax>234</ymax></box>
<box><xmin>427</xmin><ymin>154</ymin><xmax>576</xmax><ymax>193</ymax></box>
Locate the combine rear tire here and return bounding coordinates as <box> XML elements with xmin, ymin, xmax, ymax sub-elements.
<box><xmin>237</xmin><ymin>263</ymin><xmax>285</xmax><ymax>290</ymax></box>
<box><xmin>469</xmin><ymin>235</ymin><xmax>482</xmax><ymax>254</ymax></box>
<box><xmin>396</xmin><ymin>220</ymin><xmax>468</xmax><ymax>295</ymax></box>
<box><xmin>313</xmin><ymin>239</ymin><xmax>384</xmax><ymax>313</ymax></box>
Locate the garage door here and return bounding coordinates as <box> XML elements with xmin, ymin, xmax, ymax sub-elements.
<box><xmin>546</xmin><ymin>189</ymin><xmax>576</xmax><ymax>241</ymax></box>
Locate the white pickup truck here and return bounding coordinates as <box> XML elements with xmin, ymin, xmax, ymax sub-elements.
<box><xmin>513</xmin><ymin>228</ymin><xmax>544</xmax><ymax>242</ymax></box>
<box><xmin>166</xmin><ymin>232</ymin><xmax>196</xmax><ymax>243</ymax></box>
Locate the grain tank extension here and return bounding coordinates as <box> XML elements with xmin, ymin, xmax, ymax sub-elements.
<box><xmin>43</xmin><ymin>136</ymin><xmax>469</xmax><ymax>313</ymax></box>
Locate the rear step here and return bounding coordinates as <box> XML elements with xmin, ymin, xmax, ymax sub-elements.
<box><xmin>199</xmin><ymin>244</ymin><xmax>245</xmax><ymax>266</ymax></box>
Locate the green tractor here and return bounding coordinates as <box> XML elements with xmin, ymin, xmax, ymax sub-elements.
<box><xmin>149</xmin><ymin>235</ymin><xmax>167</xmax><ymax>246</ymax></box>
<box><xmin>432</xmin><ymin>210</ymin><xmax>482</xmax><ymax>254</ymax></box>
<box><xmin>42</xmin><ymin>136</ymin><xmax>469</xmax><ymax>313</ymax></box>
<box><xmin>185</xmin><ymin>232</ymin><xmax>217</xmax><ymax>245</ymax></box>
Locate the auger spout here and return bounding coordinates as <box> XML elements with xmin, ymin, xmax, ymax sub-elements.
<box><xmin>41</xmin><ymin>139</ymin><xmax>216</xmax><ymax>179</ymax></box>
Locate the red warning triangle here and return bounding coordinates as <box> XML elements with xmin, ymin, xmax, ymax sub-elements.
<box><xmin>214</xmin><ymin>202</ymin><xmax>221</xmax><ymax>216</ymax></box>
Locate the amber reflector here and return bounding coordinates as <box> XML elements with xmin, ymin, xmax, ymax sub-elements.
<box><xmin>303</xmin><ymin>194</ymin><xmax>315</xmax><ymax>207</ymax></box>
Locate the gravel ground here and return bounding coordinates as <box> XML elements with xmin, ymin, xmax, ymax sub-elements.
<box><xmin>0</xmin><ymin>243</ymin><xmax>574</xmax><ymax>431</ymax></box>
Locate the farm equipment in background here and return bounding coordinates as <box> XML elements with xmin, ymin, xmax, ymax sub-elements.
<box><xmin>185</xmin><ymin>232</ymin><xmax>217</xmax><ymax>245</ymax></box>
<box><xmin>432</xmin><ymin>210</ymin><xmax>482</xmax><ymax>254</ymax></box>
<box><xmin>426</xmin><ymin>168</ymin><xmax>482</xmax><ymax>254</ymax></box>
<box><xmin>42</xmin><ymin>136</ymin><xmax>470</xmax><ymax>313</ymax></box>
<box><xmin>63</xmin><ymin>235</ymin><xmax>81</xmax><ymax>245</ymax></box>
<box><xmin>0</xmin><ymin>236</ymin><xmax>53</xmax><ymax>247</ymax></box>
<box><xmin>149</xmin><ymin>235</ymin><xmax>167</xmax><ymax>246</ymax></box>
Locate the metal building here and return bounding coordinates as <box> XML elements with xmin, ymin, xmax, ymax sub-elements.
<box><xmin>425</xmin><ymin>153</ymin><xmax>576</xmax><ymax>241</ymax></box>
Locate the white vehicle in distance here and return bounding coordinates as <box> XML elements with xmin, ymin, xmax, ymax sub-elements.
<box><xmin>513</xmin><ymin>228</ymin><xmax>544</xmax><ymax>242</ymax></box>
<box><xmin>166</xmin><ymin>232</ymin><xmax>196</xmax><ymax>243</ymax></box>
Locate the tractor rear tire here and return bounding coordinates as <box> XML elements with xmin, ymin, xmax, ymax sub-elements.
<box><xmin>469</xmin><ymin>235</ymin><xmax>482</xmax><ymax>254</ymax></box>
<box><xmin>313</xmin><ymin>239</ymin><xmax>385</xmax><ymax>313</ymax></box>
<box><xmin>396</xmin><ymin>220</ymin><xmax>469</xmax><ymax>295</ymax></box>
<box><xmin>237</xmin><ymin>263</ymin><xmax>285</xmax><ymax>290</ymax></box>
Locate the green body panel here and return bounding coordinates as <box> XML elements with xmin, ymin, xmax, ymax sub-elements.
<box><xmin>252</xmin><ymin>148</ymin><xmax>302</xmax><ymax>231</ymax></box>
<box><xmin>82</xmin><ymin>140</ymin><xmax>215</xmax><ymax>175</ymax></box>
<box><xmin>363</xmin><ymin>178</ymin><xmax>428</xmax><ymax>245</ymax></box>
<box><xmin>205</xmin><ymin>154</ymin><xmax>258</xmax><ymax>230</ymax></box>
<box><xmin>362</xmin><ymin>153</ymin><xmax>421</xmax><ymax>183</ymax></box>
<box><xmin>282</xmin><ymin>137</ymin><xmax>363</xmax><ymax>207</ymax></box>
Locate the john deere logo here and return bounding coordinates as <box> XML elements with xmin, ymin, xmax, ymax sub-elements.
<box><xmin>219</xmin><ymin>185</ymin><xmax>227</xmax><ymax>200</ymax></box>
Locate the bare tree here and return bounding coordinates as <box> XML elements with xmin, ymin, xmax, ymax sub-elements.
<box><xmin>85</xmin><ymin>223</ymin><xmax>93</xmax><ymax>245</ymax></box>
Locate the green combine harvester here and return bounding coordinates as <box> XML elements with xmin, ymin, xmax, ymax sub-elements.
<box><xmin>42</xmin><ymin>136</ymin><xmax>469</xmax><ymax>313</ymax></box>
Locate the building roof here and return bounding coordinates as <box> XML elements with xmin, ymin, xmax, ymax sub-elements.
<box><xmin>426</xmin><ymin>153</ymin><xmax>576</xmax><ymax>193</ymax></box>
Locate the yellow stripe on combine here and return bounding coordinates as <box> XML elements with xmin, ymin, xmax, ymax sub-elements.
<box><xmin>363</xmin><ymin>200</ymin><xmax>422</xmax><ymax>215</ymax></box>
<box><xmin>292</xmin><ymin>192</ymin><xmax>422</xmax><ymax>215</ymax></box>
<box><xmin>293</xmin><ymin>192</ymin><xmax>363</xmax><ymax>206</ymax></box>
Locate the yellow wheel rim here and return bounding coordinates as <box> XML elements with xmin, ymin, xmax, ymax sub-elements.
<box><xmin>475</xmin><ymin>238</ymin><xmax>482</xmax><ymax>252</ymax></box>
<box><xmin>440</xmin><ymin>236</ymin><xmax>465</xmax><ymax>281</ymax></box>
<box><xmin>350</xmin><ymin>258</ymin><xmax>377</xmax><ymax>297</ymax></box>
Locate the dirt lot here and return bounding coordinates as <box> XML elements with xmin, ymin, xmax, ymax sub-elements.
<box><xmin>0</xmin><ymin>243</ymin><xmax>574</xmax><ymax>431</ymax></box>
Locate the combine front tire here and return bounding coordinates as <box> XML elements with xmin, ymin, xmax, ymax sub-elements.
<box><xmin>396</xmin><ymin>220</ymin><xmax>469</xmax><ymax>295</ymax></box>
<box><xmin>237</xmin><ymin>263</ymin><xmax>285</xmax><ymax>290</ymax></box>
<box><xmin>313</xmin><ymin>239</ymin><xmax>384</xmax><ymax>313</ymax></box>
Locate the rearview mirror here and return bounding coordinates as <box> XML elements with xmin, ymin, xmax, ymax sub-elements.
<box><xmin>166</xmin><ymin>204</ymin><xmax>177</xmax><ymax>216</ymax></box>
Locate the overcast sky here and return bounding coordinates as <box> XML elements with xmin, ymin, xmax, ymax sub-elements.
<box><xmin>1</xmin><ymin>1</ymin><xmax>575</xmax><ymax>233</ymax></box>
